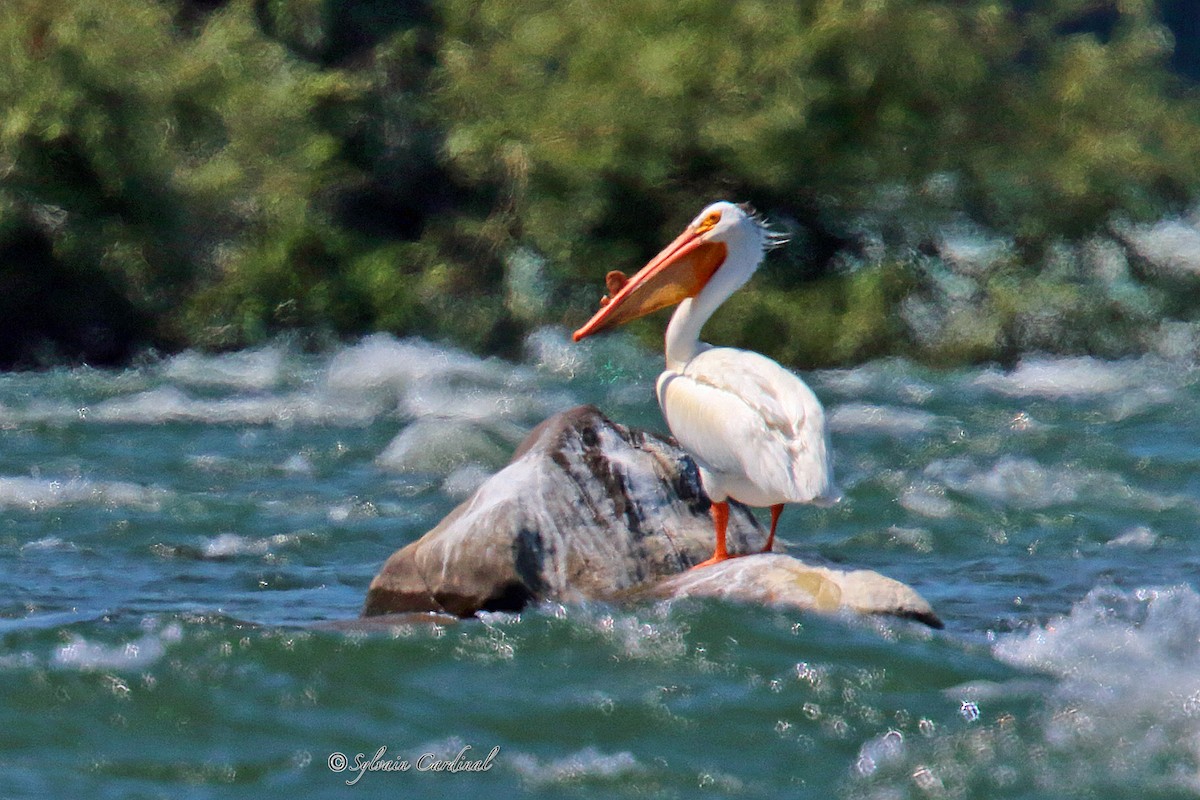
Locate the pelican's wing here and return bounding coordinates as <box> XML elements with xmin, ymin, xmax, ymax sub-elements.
<box><xmin>657</xmin><ymin>347</ymin><xmax>833</xmax><ymax>504</ymax></box>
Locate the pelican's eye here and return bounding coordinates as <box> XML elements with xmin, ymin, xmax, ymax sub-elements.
<box><xmin>695</xmin><ymin>210</ymin><xmax>722</xmax><ymax>234</ymax></box>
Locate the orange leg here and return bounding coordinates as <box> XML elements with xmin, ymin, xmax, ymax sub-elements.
<box><xmin>763</xmin><ymin>503</ymin><xmax>784</xmax><ymax>553</ymax></box>
<box><xmin>692</xmin><ymin>501</ymin><xmax>732</xmax><ymax>569</ymax></box>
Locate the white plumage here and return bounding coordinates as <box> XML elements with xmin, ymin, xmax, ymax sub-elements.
<box><xmin>656</xmin><ymin>346</ymin><xmax>833</xmax><ymax>508</ymax></box>
<box><xmin>575</xmin><ymin>200</ymin><xmax>836</xmax><ymax>566</ymax></box>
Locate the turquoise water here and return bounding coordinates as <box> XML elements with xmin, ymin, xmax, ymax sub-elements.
<box><xmin>3</xmin><ymin>329</ymin><xmax>1200</xmax><ymax>798</ymax></box>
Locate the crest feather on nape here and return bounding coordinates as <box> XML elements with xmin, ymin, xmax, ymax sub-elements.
<box><xmin>763</xmin><ymin>225</ymin><xmax>791</xmax><ymax>251</ymax></box>
<box><xmin>737</xmin><ymin>202</ymin><xmax>790</xmax><ymax>251</ymax></box>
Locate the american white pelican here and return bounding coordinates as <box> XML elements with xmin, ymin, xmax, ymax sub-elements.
<box><xmin>573</xmin><ymin>201</ymin><xmax>836</xmax><ymax>567</ymax></box>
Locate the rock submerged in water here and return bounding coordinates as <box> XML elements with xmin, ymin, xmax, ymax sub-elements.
<box><xmin>363</xmin><ymin>405</ymin><xmax>941</xmax><ymax>628</ymax></box>
<box><xmin>647</xmin><ymin>555</ymin><xmax>941</xmax><ymax>627</ymax></box>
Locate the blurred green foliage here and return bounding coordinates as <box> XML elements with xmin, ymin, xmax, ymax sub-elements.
<box><xmin>0</xmin><ymin>0</ymin><xmax>356</xmax><ymax>362</ymax></box>
<box><xmin>1</xmin><ymin>0</ymin><xmax>1199</xmax><ymax>367</ymax></box>
<box><xmin>439</xmin><ymin>0</ymin><xmax>1200</xmax><ymax>250</ymax></box>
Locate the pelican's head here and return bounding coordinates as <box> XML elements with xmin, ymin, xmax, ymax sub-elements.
<box><xmin>572</xmin><ymin>200</ymin><xmax>770</xmax><ymax>342</ymax></box>
<box><xmin>690</xmin><ymin>200</ymin><xmax>755</xmax><ymax>241</ymax></box>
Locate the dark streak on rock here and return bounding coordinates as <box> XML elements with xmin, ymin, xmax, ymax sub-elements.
<box><xmin>512</xmin><ymin>526</ymin><xmax>548</xmax><ymax>597</ymax></box>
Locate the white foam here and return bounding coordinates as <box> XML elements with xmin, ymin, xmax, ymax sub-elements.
<box><xmin>591</xmin><ymin>610</ymin><xmax>690</xmax><ymax>663</ymax></box>
<box><xmin>19</xmin><ymin>536</ymin><xmax>76</xmax><ymax>552</ymax></box>
<box><xmin>898</xmin><ymin>485</ymin><xmax>958</xmax><ymax>519</ymax></box>
<box><xmin>509</xmin><ymin>747</ymin><xmax>641</xmax><ymax>786</ymax></box>
<box><xmin>160</xmin><ymin>346</ymin><xmax>287</xmax><ymax>391</ymax></box>
<box><xmin>816</xmin><ymin>360</ymin><xmax>936</xmax><ymax>405</ymax></box>
<box><xmin>856</xmin><ymin>586</ymin><xmax>1200</xmax><ymax>796</ymax></box>
<box><xmin>53</xmin><ymin>622</ymin><xmax>182</xmax><ymax>671</ymax></box>
<box><xmin>923</xmin><ymin>456</ymin><xmax>1171</xmax><ymax>511</ymax></box>
<box><xmin>995</xmin><ymin>586</ymin><xmax>1200</xmax><ymax>680</ymax></box>
<box><xmin>1</xmin><ymin>334</ymin><xmax>589</xmax><ymax>436</ymax></box>
<box><xmin>87</xmin><ymin>386</ymin><xmax>236</xmax><ymax>424</ymax></box>
<box><xmin>0</xmin><ymin>651</ymin><xmax>39</xmax><ymax>669</ymax></box>
<box><xmin>524</xmin><ymin>327</ymin><xmax>588</xmax><ymax>379</ymax></box>
<box><xmin>990</xmin><ymin>585</ymin><xmax>1200</xmax><ymax>792</ymax></box>
<box><xmin>329</xmin><ymin>335</ymin><xmax>544</xmax><ymax>431</ymax></box>
<box><xmin>827</xmin><ymin>403</ymin><xmax>938</xmax><ymax>436</ymax></box>
<box><xmin>279</xmin><ymin>453</ymin><xmax>315</xmax><ymax>475</ymax></box>
<box><xmin>972</xmin><ymin>356</ymin><xmax>1139</xmax><ymax>400</ymax></box>
<box><xmin>199</xmin><ymin>532</ymin><xmax>309</xmax><ymax>559</ymax></box>
<box><xmin>86</xmin><ymin>386</ymin><xmax>379</xmax><ymax>427</ymax></box>
<box><xmin>325</xmin><ymin>334</ymin><xmax>513</xmax><ymax>396</ymax></box>
<box><xmin>1106</xmin><ymin>526</ymin><xmax>1158</xmax><ymax>549</ymax></box>
<box><xmin>558</xmin><ymin>325</ymin><xmax>661</xmax><ymax>379</ymax></box>
<box><xmin>401</xmin><ymin>383</ymin><xmax>530</xmax><ymax>423</ymax></box>
<box><xmin>924</xmin><ymin>456</ymin><xmax>1078</xmax><ymax>509</ymax></box>
<box><xmin>376</xmin><ymin>419</ymin><xmax>516</xmax><ymax>474</ymax></box>
<box><xmin>0</xmin><ymin>475</ymin><xmax>167</xmax><ymax>511</ymax></box>
<box><xmin>0</xmin><ymin>399</ymin><xmax>85</xmax><ymax>428</ymax></box>
<box><xmin>886</xmin><ymin>526</ymin><xmax>934</xmax><ymax>553</ymax></box>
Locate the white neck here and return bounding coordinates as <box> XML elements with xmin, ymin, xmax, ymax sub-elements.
<box><xmin>664</xmin><ymin>229</ymin><xmax>764</xmax><ymax>370</ymax></box>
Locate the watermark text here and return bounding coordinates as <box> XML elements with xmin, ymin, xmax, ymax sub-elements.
<box><xmin>328</xmin><ymin>744</ymin><xmax>499</xmax><ymax>785</ymax></box>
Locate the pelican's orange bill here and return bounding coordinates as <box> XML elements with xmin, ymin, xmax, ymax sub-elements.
<box><xmin>572</xmin><ymin>229</ymin><xmax>726</xmax><ymax>341</ymax></box>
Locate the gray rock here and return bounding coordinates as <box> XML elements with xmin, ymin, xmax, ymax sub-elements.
<box><xmin>647</xmin><ymin>554</ymin><xmax>942</xmax><ymax>628</ymax></box>
<box><xmin>363</xmin><ymin>405</ymin><xmax>941</xmax><ymax>628</ymax></box>
<box><xmin>364</xmin><ymin>405</ymin><xmax>765</xmax><ymax>616</ymax></box>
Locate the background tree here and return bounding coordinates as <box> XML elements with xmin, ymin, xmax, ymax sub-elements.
<box><xmin>1</xmin><ymin>0</ymin><xmax>1198</xmax><ymax>367</ymax></box>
